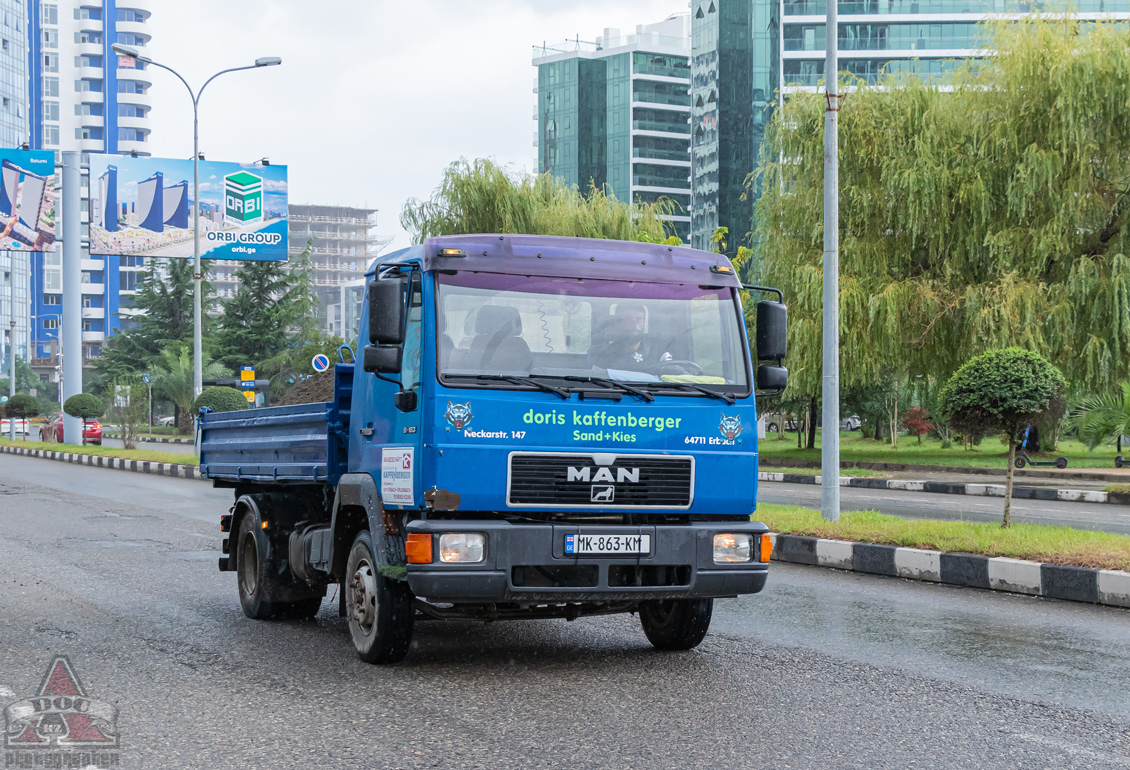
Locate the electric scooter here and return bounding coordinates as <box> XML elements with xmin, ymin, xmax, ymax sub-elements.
<box><xmin>1013</xmin><ymin>424</ymin><xmax>1068</xmax><ymax>469</ymax></box>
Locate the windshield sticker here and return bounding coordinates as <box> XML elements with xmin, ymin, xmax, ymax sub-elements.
<box><xmin>445</xmin><ymin>401</ymin><xmax>473</xmax><ymax>429</ymax></box>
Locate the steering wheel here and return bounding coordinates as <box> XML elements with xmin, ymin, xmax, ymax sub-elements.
<box><xmin>659</xmin><ymin>359</ymin><xmax>704</xmax><ymax>376</ymax></box>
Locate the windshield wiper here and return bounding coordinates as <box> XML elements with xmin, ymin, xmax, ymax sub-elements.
<box><xmin>647</xmin><ymin>380</ymin><xmax>737</xmax><ymax>405</ymax></box>
<box><xmin>445</xmin><ymin>373</ymin><xmax>571</xmax><ymax>400</ymax></box>
<box><xmin>560</xmin><ymin>375</ymin><xmax>654</xmax><ymax>402</ymax></box>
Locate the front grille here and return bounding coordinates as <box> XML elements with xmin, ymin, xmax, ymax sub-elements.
<box><xmin>508</xmin><ymin>453</ymin><xmax>693</xmax><ymax>508</ymax></box>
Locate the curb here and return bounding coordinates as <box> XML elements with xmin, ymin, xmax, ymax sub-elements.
<box><xmin>758</xmin><ymin>471</ymin><xmax>1124</xmax><ymax>506</ymax></box>
<box><xmin>768</xmin><ymin>532</ymin><xmax>1130</xmax><ymax>609</ymax></box>
<box><xmin>759</xmin><ymin>456</ymin><xmax>1127</xmax><ymax>483</ymax></box>
<box><xmin>102</xmin><ymin>432</ymin><xmax>193</xmax><ymax>445</ymax></box>
<box><xmin>0</xmin><ymin>445</ymin><xmax>202</xmax><ymax>481</ymax></box>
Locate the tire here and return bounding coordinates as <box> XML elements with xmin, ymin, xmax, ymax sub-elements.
<box><xmin>1014</xmin><ymin>457</ymin><xmax>1026</xmax><ymax>469</ymax></box>
<box><xmin>1117</xmin><ymin>456</ymin><xmax>1125</xmax><ymax>469</ymax></box>
<box><xmin>236</xmin><ymin>512</ymin><xmax>275</xmax><ymax>619</ymax></box>
<box><xmin>767</xmin><ymin>423</ymin><xmax>779</xmax><ymax>433</ymax></box>
<box><xmin>639</xmin><ymin>598</ymin><xmax>713</xmax><ymax>651</ymax></box>
<box><xmin>277</xmin><ymin>596</ymin><xmax>323</xmax><ymax>619</ymax></box>
<box><xmin>1055</xmin><ymin>457</ymin><xmax>1068</xmax><ymax>469</ymax></box>
<box><xmin>345</xmin><ymin>530</ymin><xmax>415</xmax><ymax>664</ymax></box>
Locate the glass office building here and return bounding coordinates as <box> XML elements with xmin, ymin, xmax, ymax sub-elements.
<box><xmin>533</xmin><ymin>14</ymin><xmax>692</xmax><ymax>241</ymax></box>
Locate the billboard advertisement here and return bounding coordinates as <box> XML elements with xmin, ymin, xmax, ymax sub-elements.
<box><xmin>87</xmin><ymin>155</ymin><xmax>287</xmax><ymax>261</ymax></box>
<box><xmin>0</xmin><ymin>149</ymin><xmax>56</xmax><ymax>251</ymax></box>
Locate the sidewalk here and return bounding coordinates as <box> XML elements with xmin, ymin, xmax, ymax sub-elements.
<box><xmin>759</xmin><ymin>456</ymin><xmax>1130</xmax><ymax>484</ymax></box>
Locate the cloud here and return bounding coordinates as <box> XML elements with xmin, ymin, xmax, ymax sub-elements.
<box><xmin>147</xmin><ymin>0</ymin><xmax>684</xmax><ymax>250</ymax></box>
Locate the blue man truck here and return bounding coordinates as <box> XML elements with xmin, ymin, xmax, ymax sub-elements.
<box><xmin>201</xmin><ymin>234</ymin><xmax>788</xmax><ymax>664</ymax></box>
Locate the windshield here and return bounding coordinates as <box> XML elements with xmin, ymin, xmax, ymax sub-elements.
<box><xmin>436</xmin><ymin>271</ymin><xmax>749</xmax><ymax>391</ymax></box>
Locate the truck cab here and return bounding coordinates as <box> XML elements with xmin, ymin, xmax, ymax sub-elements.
<box><xmin>203</xmin><ymin>234</ymin><xmax>787</xmax><ymax>663</ymax></box>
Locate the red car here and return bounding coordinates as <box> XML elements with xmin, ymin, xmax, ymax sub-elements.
<box><xmin>41</xmin><ymin>414</ymin><xmax>102</xmax><ymax>445</ymax></box>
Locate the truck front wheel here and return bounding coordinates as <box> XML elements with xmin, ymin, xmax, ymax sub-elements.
<box><xmin>639</xmin><ymin>598</ymin><xmax>713</xmax><ymax>651</ymax></box>
<box><xmin>345</xmin><ymin>530</ymin><xmax>415</xmax><ymax>664</ymax></box>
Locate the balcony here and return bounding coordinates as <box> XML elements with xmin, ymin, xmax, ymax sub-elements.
<box><xmin>80</xmin><ymin>114</ymin><xmax>105</xmax><ymax>128</ymax></box>
<box><xmin>82</xmin><ymin>307</ymin><xmax>105</xmax><ymax>320</ymax></box>
<box><xmin>116</xmin><ymin>89</ymin><xmax>151</xmax><ymax>107</ymax></box>
<box><xmin>117</xmin><ymin>115</ymin><xmax>149</xmax><ymax>130</ymax></box>
<box><xmin>77</xmin><ymin>40</ymin><xmax>102</xmax><ymax>57</ymax></box>
<box><xmin>117</xmin><ymin>66</ymin><xmax>152</xmax><ymax>87</ymax></box>
<box><xmin>79</xmin><ymin>138</ymin><xmax>105</xmax><ymax>153</ymax></box>
<box><xmin>80</xmin><ymin>282</ymin><xmax>105</xmax><ymax>295</ymax></box>
<box><xmin>631</xmin><ymin>120</ymin><xmax>690</xmax><ymax>136</ymax></box>
<box><xmin>116</xmin><ymin>20</ymin><xmax>150</xmax><ymax>38</ymax></box>
<box><xmin>117</xmin><ymin>139</ymin><xmax>148</xmax><ymax>155</ymax></box>
<box><xmin>80</xmin><ymin>258</ymin><xmax>103</xmax><ymax>271</ymax></box>
<box><xmin>81</xmin><ymin>331</ymin><xmax>105</xmax><ymax>343</ymax></box>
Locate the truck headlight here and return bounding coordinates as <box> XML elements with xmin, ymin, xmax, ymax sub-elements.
<box><xmin>439</xmin><ymin>533</ymin><xmax>486</xmax><ymax>563</ymax></box>
<box><xmin>713</xmin><ymin>533</ymin><xmax>753</xmax><ymax>563</ymax></box>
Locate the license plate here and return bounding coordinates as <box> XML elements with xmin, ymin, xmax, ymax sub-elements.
<box><xmin>564</xmin><ymin>533</ymin><xmax>650</xmax><ymax>556</ymax></box>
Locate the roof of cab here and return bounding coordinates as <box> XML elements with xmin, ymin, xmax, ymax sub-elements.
<box><xmin>366</xmin><ymin>234</ymin><xmax>740</xmax><ymax>287</ymax></box>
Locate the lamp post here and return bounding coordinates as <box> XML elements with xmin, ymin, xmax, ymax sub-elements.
<box><xmin>110</xmin><ymin>44</ymin><xmax>281</xmax><ymax>399</ymax></box>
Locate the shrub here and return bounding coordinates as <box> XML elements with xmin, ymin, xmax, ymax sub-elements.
<box><xmin>64</xmin><ymin>393</ymin><xmax>105</xmax><ymax>421</ymax></box>
<box><xmin>939</xmin><ymin>348</ymin><xmax>1066</xmax><ymax>527</ymax></box>
<box><xmin>4</xmin><ymin>393</ymin><xmax>41</xmax><ymax>419</ymax></box>
<box><xmin>194</xmin><ymin>386</ymin><xmax>249</xmax><ymax>414</ymax></box>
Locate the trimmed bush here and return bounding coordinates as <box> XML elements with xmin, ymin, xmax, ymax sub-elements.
<box><xmin>4</xmin><ymin>393</ymin><xmax>41</xmax><ymax>419</ymax></box>
<box><xmin>64</xmin><ymin>393</ymin><xmax>105</xmax><ymax>420</ymax></box>
<box><xmin>194</xmin><ymin>386</ymin><xmax>249</xmax><ymax>414</ymax></box>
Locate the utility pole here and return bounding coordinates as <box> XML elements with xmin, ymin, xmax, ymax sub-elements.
<box><xmin>8</xmin><ymin>253</ymin><xmax>14</xmax><ymax>441</ymax></box>
<box><xmin>821</xmin><ymin>0</ymin><xmax>841</xmax><ymax>522</ymax></box>
<box><xmin>61</xmin><ymin>151</ymin><xmax>82</xmax><ymax>445</ymax></box>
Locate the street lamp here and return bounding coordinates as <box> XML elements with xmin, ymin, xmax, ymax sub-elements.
<box><xmin>110</xmin><ymin>44</ymin><xmax>281</xmax><ymax>399</ymax></box>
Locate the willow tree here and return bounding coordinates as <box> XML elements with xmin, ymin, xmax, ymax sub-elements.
<box><xmin>401</xmin><ymin>158</ymin><xmax>681</xmax><ymax>244</ymax></box>
<box><xmin>754</xmin><ymin>17</ymin><xmax>1130</xmax><ymax>402</ymax></box>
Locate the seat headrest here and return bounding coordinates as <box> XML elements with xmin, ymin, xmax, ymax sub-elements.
<box><xmin>474</xmin><ymin>305</ymin><xmax>522</xmax><ymax>336</ymax></box>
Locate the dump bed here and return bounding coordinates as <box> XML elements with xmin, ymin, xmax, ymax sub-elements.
<box><xmin>199</xmin><ymin>364</ymin><xmax>353</xmax><ymax>485</ymax></box>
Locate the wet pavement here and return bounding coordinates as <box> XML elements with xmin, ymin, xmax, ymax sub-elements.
<box><xmin>1</xmin><ymin>454</ymin><xmax>1129</xmax><ymax>768</ymax></box>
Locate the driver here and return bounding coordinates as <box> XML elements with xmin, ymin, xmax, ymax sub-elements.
<box><xmin>592</xmin><ymin>302</ymin><xmax>671</xmax><ymax>373</ymax></box>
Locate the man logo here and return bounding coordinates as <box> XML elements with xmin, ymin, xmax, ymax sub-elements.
<box><xmin>567</xmin><ymin>467</ymin><xmax>640</xmax><ymax>483</ymax></box>
<box><xmin>591</xmin><ymin>485</ymin><xmax>615</xmax><ymax>503</ymax></box>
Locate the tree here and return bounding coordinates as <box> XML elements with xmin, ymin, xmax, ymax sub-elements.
<box><xmin>4</xmin><ymin>393</ymin><xmax>40</xmax><ymax>420</ymax></box>
<box><xmin>754</xmin><ymin>18</ymin><xmax>1130</xmax><ymax>404</ymax></box>
<box><xmin>95</xmin><ymin>258</ymin><xmax>214</xmax><ymax>380</ymax></box>
<box><xmin>1072</xmin><ymin>381</ymin><xmax>1130</xmax><ymax>455</ymax></box>
<box><xmin>286</xmin><ymin>241</ymin><xmax>321</xmax><ymax>345</ymax></box>
<box><xmin>151</xmin><ymin>347</ymin><xmax>229</xmax><ymax>434</ymax></box>
<box><xmin>194</xmin><ymin>386</ymin><xmax>249</xmax><ymax>414</ymax></box>
<box><xmin>109</xmin><ymin>375</ymin><xmax>148</xmax><ymax>450</ymax></box>
<box><xmin>401</xmin><ymin>158</ymin><xmax>681</xmax><ymax>244</ymax></box>
<box><xmin>939</xmin><ymin>348</ymin><xmax>1066</xmax><ymax>527</ymax></box>
<box><xmin>63</xmin><ymin>393</ymin><xmax>105</xmax><ymax>446</ymax></box>
<box><xmin>901</xmin><ymin>407</ymin><xmax>934</xmax><ymax>445</ymax></box>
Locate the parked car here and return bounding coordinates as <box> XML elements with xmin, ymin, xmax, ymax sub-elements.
<box><xmin>0</xmin><ymin>418</ymin><xmax>31</xmax><ymax>438</ymax></box>
<box><xmin>157</xmin><ymin>415</ymin><xmax>176</xmax><ymax>427</ymax></box>
<box><xmin>40</xmin><ymin>414</ymin><xmax>102</xmax><ymax>445</ymax></box>
<box><xmin>839</xmin><ymin>414</ymin><xmax>862</xmax><ymax>431</ymax></box>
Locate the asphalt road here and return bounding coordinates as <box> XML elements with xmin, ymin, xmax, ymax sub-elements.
<box><xmin>760</xmin><ymin>482</ymin><xmax>1130</xmax><ymax>534</ymax></box>
<box><xmin>1</xmin><ymin>455</ymin><xmax>1129</xmax><ymax>769</ymax></box>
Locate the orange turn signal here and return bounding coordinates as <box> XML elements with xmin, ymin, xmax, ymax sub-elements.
<box><xmin>406</xmin><ymin>533</ymin><xmax>433</xmax><ymax>564</ymax></box>
<box><xmin>759</xmin><ymin>533</ymin><xmax>773</xmax><ymax>563</ymax></box>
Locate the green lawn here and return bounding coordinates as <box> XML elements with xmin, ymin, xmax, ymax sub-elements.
<box><xmin>755</xmin><ymin>504</ymin><xmax>1130</xmax><ymax>571</ymax></box>
<box><xmin>1105</xmin><ymin>484</ymin><xmax>1130</xmax><ymax>494</ymax></box>
<box><xmin>0</xmin><ymin>438</ymin><xmax>198</xmax><ymax>466</ymax></box>
<box><xmin>758</xmin><ymin>431</ymin><xmax>1122</xmax><ymax>470</ymax></box>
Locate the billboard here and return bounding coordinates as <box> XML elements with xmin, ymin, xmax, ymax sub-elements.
<box><xmin>0</xmin><ymin>149</ymin><xmax>56</xmax><ymax>251</ymax></box>
<box><xmin>87</xmin><ymin>155</ymin><xmax>287</xmax><ymax>261</ymax></box>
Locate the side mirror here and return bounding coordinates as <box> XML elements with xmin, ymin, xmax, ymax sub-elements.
<box><xmin>756</xmin><ymin>364</ymin><xmax>788</xmax><ymax>393</ymax></box>
<box><xmin>756</xmin><ymin>300</ymin><xmax>787</xmax><ymax>361</ymax></box>
<box><xmin>368</xmin><ymin>275</ymin><xmax>406</xmax><ymax>345</ymax></box>
<box><xmin>363</xmin><ymin>344</ymin><xmax>402</xmax><ymax>374</ymax></box>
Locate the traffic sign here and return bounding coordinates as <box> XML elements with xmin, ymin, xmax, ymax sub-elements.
<box><xmin>142</xmin><ymin>372</ymin><xmax>151</xmax><ymax>384</ymax></box>
<box><xmin>0</xmin><ymin>396</ymin><xmax>7</xmax><ymax>403</ymax></box>
<box><xmin>240</xmin><ymin>367</ymin><xmax>255</xmax><ymax>389</ymax></box>
<box><xmin>243</xmin><ymin>390</ymin><xmax>256</xmax><ymax>404</ymax></box>
<box><xmin>311</xmin><ymin>354</ymin><xmax>330</xmax><ymax>372</ymax></box>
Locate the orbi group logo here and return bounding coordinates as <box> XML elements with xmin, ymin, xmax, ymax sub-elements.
<box><xmin>224</xmin><ymin>170</ymin><xmax>264</xmax><ymax>224</ymax></box>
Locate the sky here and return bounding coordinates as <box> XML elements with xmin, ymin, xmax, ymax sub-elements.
<box><xmin>146</xmin><ymin>0</ymin><xmax>686</xmax><ymax>253</ymax></box>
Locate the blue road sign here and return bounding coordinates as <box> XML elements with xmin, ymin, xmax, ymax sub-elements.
<box><xmin>312</xmin><ymin>354</ymin><xmax>330</xmax><ymax>372</ymax></box>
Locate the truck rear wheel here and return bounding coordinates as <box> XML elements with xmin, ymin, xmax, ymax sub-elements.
<box><xmin>345</xmin><ymin>530</ymin><xmax>414</xmax><ymax>664</ymax></box>
<box><xmin>237</xmin><ymin>514</ymin><xmax>275</xmax><ymax>619</ymax></box>
<box><xmin>639</xmin><ymin>598</ymin><xmax>713</xmax><ymax>651</ymax></box>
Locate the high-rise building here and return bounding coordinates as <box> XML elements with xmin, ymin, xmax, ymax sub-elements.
<box><xmin>209</xmin><ymin>204</ymin><xmax>392</xmax><ymax>339</ymax></box>
<box><xmin>26</xmin><ymin>0</ymin><xmax>154</xmax><ymax>381</ymax></box>
<box><xmin>533</xmin><ymin>14</ymin><xmax>692</xmax><ymax>241</ymax></box>
<box><xmin>690</xmin><ymin>0</ymin><xmax>1129</xmax><ymax>254</ymax></box>
<box><xmin>0</xmin><ymin>1</ymin><xmax>29</xmax><ymax>379</ymax></box>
